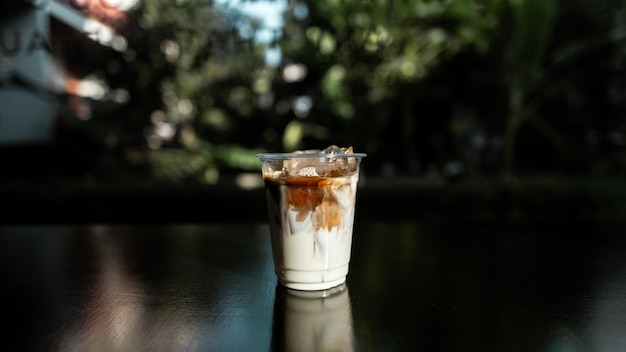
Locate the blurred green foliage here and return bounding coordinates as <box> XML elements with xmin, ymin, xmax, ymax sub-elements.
<box><xmin>28</xmin><ymin>0</ymin><xmax>626</xmax><ymax>182</ymax></box>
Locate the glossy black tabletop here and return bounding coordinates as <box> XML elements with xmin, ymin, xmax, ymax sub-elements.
<box><xmin>2</xmin><ymin>222</ymin><xmax>626</xmax><ymax>351</ymax></box>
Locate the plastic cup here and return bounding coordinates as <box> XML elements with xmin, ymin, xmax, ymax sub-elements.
<box><xmin>257</xmin><ymin>151</ymin><xmax>366</xmax><ymax>291</ymax></box>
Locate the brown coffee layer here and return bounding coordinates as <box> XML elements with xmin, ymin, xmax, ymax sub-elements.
<box><xmin>264</xmin><ymin>176</ymin><xmax>348</xmax><ymax>231</ymax></box>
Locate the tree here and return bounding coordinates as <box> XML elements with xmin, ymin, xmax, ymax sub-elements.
<box><xmin>117</xmin><ymin>0</ymin><xmax>272</xmax><ymax>182</ymax></box>
<box><xmin>485</xmin><ymin>0</ymin><xmax>626</xmax><ymax>176</ymax></box>
<box><xmin>51</xmin><ymin>0</ymin><xmax>626</xmax><ymax>181</ymax></box>
<box><xmin>274</xmin><ymin>0</ymin><xmax>502</xmax><ymax>175</ymax></box>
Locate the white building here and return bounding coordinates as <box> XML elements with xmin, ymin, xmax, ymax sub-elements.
<box><xmin>0</xmin><ymin>0</ymin><xmax>134</xmax><ymax>145</ymax></box>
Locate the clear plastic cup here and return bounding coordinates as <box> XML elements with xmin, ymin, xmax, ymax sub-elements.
<box><xmin>257</xmin><ymin>149</ymin><xmax>366</xmax><ymax>291</ymax></box>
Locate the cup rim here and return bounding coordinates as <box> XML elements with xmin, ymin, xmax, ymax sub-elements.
<box><xmin>256</xmin><ymin>152</ymin><xmax>367</xmax><ymax>160</ymax></box>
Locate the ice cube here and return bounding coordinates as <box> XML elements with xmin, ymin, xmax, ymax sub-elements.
<box><xmin>293</xmin><ymin>148</ymin><xmax>322</xmax><ymax>155</ymax></box>
<box><xmin>298</xmin><ymin>166</ymin><xmax>318</xmax><ymax>177</ymax></box>
<box><xmin>322</xmin><ymin>145</ymin><xmax>353</xmax><ymax>155</ymax></box>
<box><xmin>286</xmin><ymin>145</ymin><xmax>358</xmax><ymax>177</ymax></box>
<box><xmin>284</xmin><ymin>157</ymin><xmax>313</xmax><ymax>176</ymax></box>
<box><xmin>278</xmin><ymin>167</ymin><xmax>290</xmax><ymax>178</ymax></box>
<box><xmin>318</xmin><ymin>146</ymin><xmax>357</xmax><ymax>176</ymax></box>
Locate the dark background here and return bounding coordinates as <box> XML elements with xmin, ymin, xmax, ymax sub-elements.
<box><xmin>1</xmin><ymin>0</ymin><xmax>626</xmax><ymax>224</ymax></box>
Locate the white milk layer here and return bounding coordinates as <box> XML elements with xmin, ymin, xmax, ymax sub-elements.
<box><xmin>266</xmin><ymin>173</ymin><xmax>358</xmax><ymax>290</ymax></box>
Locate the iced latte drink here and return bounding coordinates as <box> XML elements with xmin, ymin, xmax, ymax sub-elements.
<box><xmin>257</xmin><ymin>146</ymin><xmax>366</xmax><ymax>291</ymax></box>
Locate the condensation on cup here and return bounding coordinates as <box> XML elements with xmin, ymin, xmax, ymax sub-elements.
<box><xmin>257</xmin><ymin>146</ymin><xmax>366</xmax><ymax>291</ymax></box>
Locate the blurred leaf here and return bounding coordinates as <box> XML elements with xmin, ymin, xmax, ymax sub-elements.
<box><xmin>283</xmin><ymin>120</ymin><xmax>304</xmax><ymax>151</ymax></box>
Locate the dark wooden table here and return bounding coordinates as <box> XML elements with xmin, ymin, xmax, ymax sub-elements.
<box><xmin>2</xmin><ymin>221</ymin><xmax>626</xmax><ymax>351</ymax></box>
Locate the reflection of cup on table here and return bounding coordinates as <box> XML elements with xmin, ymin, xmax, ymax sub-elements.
<box><xmin>272</xmin><ymin>283</ymin><xmax>355</xmax><ymax>351</ymax></box>
<box><xmin>257</xmin><ymin>146</ymin><xmax>366</xmax><ymax>291</ymax></box>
